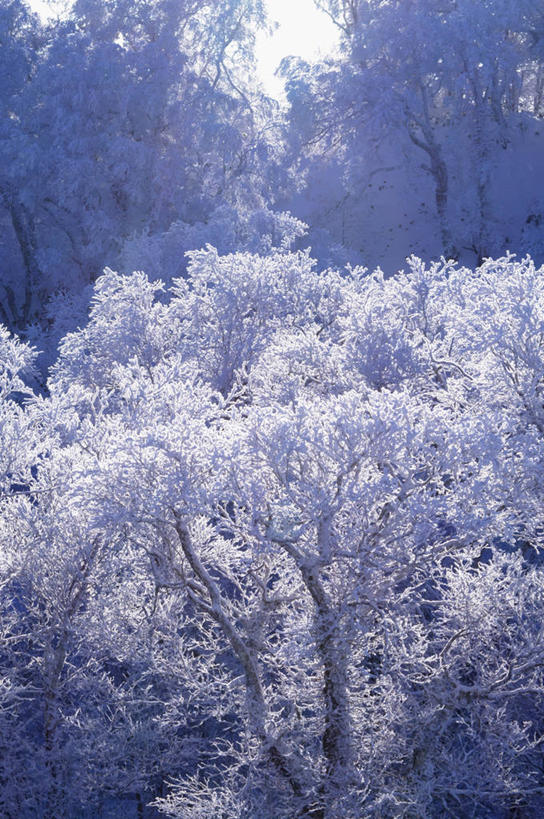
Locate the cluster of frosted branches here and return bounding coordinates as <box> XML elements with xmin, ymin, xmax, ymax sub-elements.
<box><xmin>1</xmin><ymin>250</ymin><xmax>544</xmax><ymax>817</ymax></box>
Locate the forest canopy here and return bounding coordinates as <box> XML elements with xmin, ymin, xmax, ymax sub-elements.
<box><xmin>1</xmin><ymin>1</ymin><xmax>544</xmax><ymax>817</ymax></box>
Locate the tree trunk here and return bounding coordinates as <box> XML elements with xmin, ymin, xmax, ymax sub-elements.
<box><xmin>172</xmin><ymin>513</ymin><xmax>305</xmax><ymax>804</ymax></box>
<box><xmin>0</xmin><ymin>186</ymin><xmax>41</xmax><ymax>327</ymax></box>
<box><xmin>276</xmin><ymin>520</ymin><xmax>353</xmax><ymax>817</ymax></box>
<box><xmin>409</xmin><ymin>128</ymin><xmax>457</xmax><ymax>261</ymax></box>
<box><xmin>43</xmin><ymin>639</ymin><xmax>67</xmax><ymax>819</ymax></box>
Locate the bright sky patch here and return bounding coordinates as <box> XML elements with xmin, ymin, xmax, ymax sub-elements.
<box><xmin>257</xmin><ymin>0</ymin><xmax>339</xmax><ymax>98</ymax></box>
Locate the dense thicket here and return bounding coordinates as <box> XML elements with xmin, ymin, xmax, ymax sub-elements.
<box><xmin>1</xmin><ymin>1</ymin><xmax>544</xmax><ymax>817</ymax></box>
<box><xmin>1</xmin><ymin>252</ymin><xmax>544</xmax><ymax>817</ymax></box>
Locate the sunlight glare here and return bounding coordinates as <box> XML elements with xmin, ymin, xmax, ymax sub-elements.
<box><xmin>28</xmin><ymin>0</ymin><xmax>339</xmax><ymax>100</ymax></box>
<box><xmin>258</xmin><ymin>0</ymin><xmax>339</xmax><ymax>99</ymax></box>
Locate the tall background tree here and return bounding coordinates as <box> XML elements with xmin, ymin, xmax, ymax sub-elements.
<box><xmin>0</xmin><ymin>0</ymin><xmax>300</xmax><ymax>333</ymax></box>
<box><xmin>281</xmin><ymin>0</ymin><xmax>544</xmax><ymax>270</ymax></box>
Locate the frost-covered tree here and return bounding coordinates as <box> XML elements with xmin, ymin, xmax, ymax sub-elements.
<box><xmin>0</xmin><ymin>0</ymin><xmax>295</xmax><ymax>331</ymax></box>
<box><xmin>0</xmin><ymin>249</ymin><xmax>540</xmax><ymax>816</ymax></box>
<box><xmin>283</xmin><ymin>0</ymin><xmax>544</xmax><ymax>269</ymax></box>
